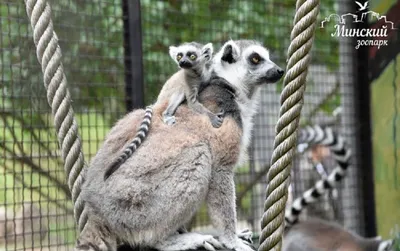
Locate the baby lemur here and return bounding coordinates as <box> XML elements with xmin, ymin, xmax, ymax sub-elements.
<box><xmin>77</xmin><ymin>39</ymin><xmax>284</xmax><ymax>251</ymax></box>
<box><xmin>103</xmin><ymin>42</ymin><xmax>223</xmax><ymax>180</ymax></box>
<box><xmin>163</xmin><ymin>42</ymin><xmax>224</xmax><ymax>127</ymax></box>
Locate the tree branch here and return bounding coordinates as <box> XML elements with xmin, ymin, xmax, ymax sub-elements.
<box><xmin>3</xmin><ymin>163</ymin><xmax>73</xmax><ymax>215</ymax></box>
<box><xmin>304</xmin><ymin>81</ymin><xmax>340</xmax><ymax>123</ymax></box>
<box><xmin>0</xmin><ymin>111</ymin><xmax>64</xmax><ymax>167</ymax></box>
<box><xmin>236</xmin><ymin>163</ymin><xmax>270</xmax><ymax>205</ymax></box>
<box><xmin>0</xmin><ymin>142</ymin><xmax>71</xmax><ymax>198</ymax></box>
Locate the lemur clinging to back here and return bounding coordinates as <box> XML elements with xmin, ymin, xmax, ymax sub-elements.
<box><xmin>103</xmin><ymin>42</ymin><xmax>223</xmax><ymax>180</ymax></box>
<box><xmin>162</xmin><ymin>42</ymin><xmax>224</xmax><ymax>127</ymax></box>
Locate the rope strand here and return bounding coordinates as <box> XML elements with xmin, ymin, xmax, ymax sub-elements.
<box><xmin>24</xmin><ymin>0</ymin><xmax>88</xmax><ymax>232</ymax></box>
<box><xmin>259</xmin><ymin>1</ymin><xmax>320</xmax><ymax>250</ymax></box>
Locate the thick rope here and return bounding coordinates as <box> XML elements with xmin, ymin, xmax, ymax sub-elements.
<box><xmin>259</xmin><ymin>1</ymin><xmax>320</xmax><ymax>251</ymax></box>
<box><xmin>24</xmin><ymin>0</ymin><xmax>88</xmax><ymax>232</ymax></box>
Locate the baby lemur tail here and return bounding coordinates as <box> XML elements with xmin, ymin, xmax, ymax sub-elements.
<box><xmin>104</xmin><ymin>106</ymin><xmax>153</xmax><ymax>180</ymax></box>
<box><xmin>285</xmin><ymin>125</ymin><xmax>352</xmax><ymax>227</ymax></box>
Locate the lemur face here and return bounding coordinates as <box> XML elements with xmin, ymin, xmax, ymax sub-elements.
<box><xmin>212</xmin><ymin>40</ymin><xmax>284</xmax><ymax>95</ymax></box>
<box><xmin>169</xmin><ymin>42</ymin><xmax>213</xmax><ymax>70</ymax></box>
<box><xmin>241</xmin><ymin>44</ymin><xmax>284</xmax><ymax>84</ymax></box>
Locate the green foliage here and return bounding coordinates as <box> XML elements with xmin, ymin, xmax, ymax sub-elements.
<box><xmin>320</xmin><ymin>90</ymin><xmax>340</xmax><ymax>113</ymax></box>
<box><xmin>140</xmin><ymin>0</ymin><xmax>339</xmax><ymax>103</ymax></box>
<box><xmin>391</xmin><ymin>225</ymin><xmax>400</xmax><ymax>251</ymax></box>
<box><xmin>1</xmin><ymin>1</ymin><xmax>126</xmax><ymax>125</ymax></box>
<box><xmin>0</xmin><ymin>0</ymin><xmax>340</xmax><ymax>116</ymax></box>
<box><xmin>372</xmin><ymin>55</ymin><xmax>400</xmax><ymax>238</ymax></box>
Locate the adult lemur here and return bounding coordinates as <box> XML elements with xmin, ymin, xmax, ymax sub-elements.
<box><xmin>76</xmin><ymin>40</ymin><xmax>284</xmax><ymax>251</ymax></box>
<box><xmin>104</xmin><ymin>42</ymin><xmax>222</xmax><ymax>180</ymax></box>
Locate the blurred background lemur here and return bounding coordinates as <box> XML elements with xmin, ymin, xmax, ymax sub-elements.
<box><xmin>284</xmin><ymin>127</ymin><xmax>394</xmax><ymax>251</ymax></box>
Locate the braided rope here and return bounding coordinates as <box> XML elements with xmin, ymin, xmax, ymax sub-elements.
<box><xmin>259</xmin><ymin>1</ymin><xmax>320</xmax><ymax>251</ymax></box>
<box><xmin>24</xmin><ymin>0</ymin><xmax>88</xmax><ymax>232</ymax></box>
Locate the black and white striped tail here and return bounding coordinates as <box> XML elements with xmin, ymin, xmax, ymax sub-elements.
<box><xmin>104</xmin><ymin>106</ymin><xmax>153</xmax><ymax>180</ymax></box>
<box><xmin>285</xmin><ymin>125</ymin><xmax>352</xmax><ymax>227</ymax></box>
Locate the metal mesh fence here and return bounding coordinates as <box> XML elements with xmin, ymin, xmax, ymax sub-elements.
<box><xmin>0</xmin><ymin>0</ymin><xmax>385</xmax><ymax>250</ymax></box>
<box><xmin>0</xmin><ymin>0</ymin><xmax>126</xmax><ymax>250</ymax></box>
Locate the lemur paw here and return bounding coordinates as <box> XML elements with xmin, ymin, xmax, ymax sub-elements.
<box><xmin>210</xmin><ymin>110</ymin><xmax>225</xmax><ymax>128</ymax></box>
<box><xmin>154</xmin><ymin>233</ymin><xmax>223</xmax><ymax>251</ymax></box>
<box><xmin>219</xmin><ymin>236</ymin><xmax>256</xmax><ymax>251</ymax></box>
<box><xmin>163</xmin><ymin>115</ymin><xmax>176</xmax><ymax>125</ymax></box>
<box><xmin>75</xmin><ymin>237</ymin><xmax>114</xmax><ymax>251</ymax></box>
<box><xmin>210</xmin><ymin>115</ymin><xmax>224</xmax><ymax>128</ymax></box>
<box><xmin>237</xmin><ymin>228</ymin><xmax>253</xmax><ymax>244</ymax></box>
<box><xmin>233</xmin><ymin>240</ymin><xmax>256</xmax><ymax>251</ymax></box>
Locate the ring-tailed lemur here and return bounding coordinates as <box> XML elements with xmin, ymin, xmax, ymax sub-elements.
<box><xmin>284</xmin><ymin>127</ymin><xmax>394</xmax><ymax>251</ymax></box>
<box><xmin>77</xmin><ymin>40</ymin><xmax>284</xmax><ymax>251</ymax></box>
<box><xmin>163</xmin><ymin>42</ymin><xmax>224</xmax><ymax>127</ymax></box>
<box><xmin>103</xmin><ymin>42</ymin><xmax>221</xmax><ymax>181</ymax></box>
<box><xmin>286</xmin><ymin>125</ymin><xmax>352</xmax><ymax>226</ymax></box>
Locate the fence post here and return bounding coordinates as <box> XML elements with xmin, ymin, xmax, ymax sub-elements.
<box><xmin>122</xmin><ymin>0</ymin><xmax>145</xmax><ymax>111</ymax></box>
<box><xmin>117</xmin><ymin>1</ymin><xmax>145</xmax><ymax>250</ymax></box>
<box><xmin>355</xmin><ymin>8</ymin><xmax>377</xmax><ymax>238</ymax></box>
<box><xmin>338</xmin><ymin>0</ymin><xmax>376</xmax><ymax>236</ymax></box>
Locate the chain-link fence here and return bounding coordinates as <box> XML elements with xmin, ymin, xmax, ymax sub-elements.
<box><xmin>1</xmin><ymin>0</ymin><xmax>396</xmax><ymax>250</ymax></box>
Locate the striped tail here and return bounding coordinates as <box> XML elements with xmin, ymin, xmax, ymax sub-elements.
<box><xmin>285</xmin><ymin>125</ymin><xmax>352</xmax><ymax>227</ymax></box>
<box><xmin>104</xmin><ymin>106</ymin><xmax>153</xmax><ymax>180</ymax></box>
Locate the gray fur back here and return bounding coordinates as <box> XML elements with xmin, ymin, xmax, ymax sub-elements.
<box><xmin>82</xmin><ymin>109</ymin><xmax>215</xmax><ymax>245</ymax></box>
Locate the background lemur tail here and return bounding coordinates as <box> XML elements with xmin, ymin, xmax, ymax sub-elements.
<box><xmin>104</xmin><ymin>106</ymin><xmax>153</xmax><ymax>180</ymax></box>
<box><xmin>285</xmin><ymin>125</ymin><xmax>352</xmax><ymax>227</ymax></box>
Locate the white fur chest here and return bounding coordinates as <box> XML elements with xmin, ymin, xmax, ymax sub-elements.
<box><xmin>235</xmin><ymin>89</ymin><xmax>261</xmax><ymax>165</ymax></box>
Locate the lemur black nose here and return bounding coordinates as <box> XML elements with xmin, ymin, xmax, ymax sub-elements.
<box><xmin>179</xmin><ymin>60</ymin><xmax>192</xmax><ymax>69</ymax></box>
<box><xmin>264</xmin><ymin>66</ymin><xmax>285</xmax><ymax>83</ymax></box>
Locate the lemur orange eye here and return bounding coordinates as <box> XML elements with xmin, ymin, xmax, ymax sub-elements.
<box><xmin>190</xmin><ymin>54</ymin><xmax>197</xmax><ymax>60</ymax></box>
<box><xmin>176</xmin><ymin>54</ymin><xmax>183</xmax><ymax>61</ymax></box>
<box><xmin>250</xmin><ymin>53</ymin><xmax>263</xmax><ymax>65</ymax></box>
<box><xmin>252</xmin><ymin>57</ymin><xmax>259</xmax><ymax>64</ymax></box>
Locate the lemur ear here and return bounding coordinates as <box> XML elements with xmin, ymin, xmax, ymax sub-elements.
<box><xmin>221</xmin><ymin>41</ymin><xmax>240</xmax><ymax>64</ymax></box>
<box><xmin>169</xmin><ymin>46</ymin><xmax>179</xmax><ymax>61</ymax></box>
<box><xmin>201</xmin><ymin>43</ymin><xmax>214</xmax><ymax>61</ymax></box>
